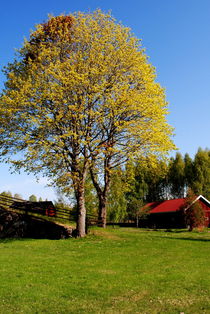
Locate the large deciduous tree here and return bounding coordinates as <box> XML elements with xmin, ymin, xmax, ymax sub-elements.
<box><xmin>0</xmin><ymin>10</ymin><xmax>175</xmax><ymax>236</ymax></box>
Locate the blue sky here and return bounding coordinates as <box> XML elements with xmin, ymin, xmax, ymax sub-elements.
<box><xmin>0</xmin><ymin>0</ymin><xmax>210</xmax><ymax>200</ymax></box>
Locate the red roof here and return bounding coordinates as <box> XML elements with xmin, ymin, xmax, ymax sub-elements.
<box><xmin>143</xmin><ymin>195</ymin><xmax>210</xmax><ymax>214</ymax></box>
<box><xmin>146</xmin><ymin>198</ymin><xmax>186</xmax><ymax>214</ymax></box>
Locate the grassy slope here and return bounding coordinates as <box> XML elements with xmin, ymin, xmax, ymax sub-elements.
<box><xmin>0</xmin><ymin>228</ymin><xmax>210</xmax><ymax>314</ymax></box>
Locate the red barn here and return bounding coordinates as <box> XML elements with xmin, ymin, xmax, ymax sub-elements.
<box><xmin>143</xmin><ymin>195</ymin><xmax>210</xmax><ymax>229</ymax></box>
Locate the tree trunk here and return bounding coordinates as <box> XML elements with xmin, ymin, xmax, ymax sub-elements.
<box><xmin>90</xmin><ymin>166</ymin><xmax>111</xmax><ymax>228</ymax></box>
<box><xmin>76</xmin><ymin>183</ymin><xmax>86</xmax><ymax>237</ymax></box>
<box><xmin>136</xmin><ymin>214</ymin><xmax>139</xmax><ymax>228</ymax></box>
<box><xmin>74</xmin><ymin>163</ymin><xmax>88</xmax><ymax>237</ymax></box>
<box><xmin>98</xmin><ymin>194</ymin><xmax>107</xmax><ymax>228</ymax></box>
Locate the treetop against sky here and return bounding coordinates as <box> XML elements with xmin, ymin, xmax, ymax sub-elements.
<box><xmin>0</xmin><ymin>0</ymin><xmax>209</xmax><ymax>200</ymax></box>
<box><xmin>0</xmin><ymin>11</ymin><xmax>176</xmax><ymax>235</ymax></box>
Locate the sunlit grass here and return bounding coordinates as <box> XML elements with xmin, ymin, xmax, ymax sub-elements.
<box><xmin>0</xmin><ymin>228</ymin><xmax>210</xmax><ymax>313</ymax></box>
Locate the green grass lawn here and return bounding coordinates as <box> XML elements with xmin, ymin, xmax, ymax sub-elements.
<box><xmin>0</xmin><ymin>228</ymin><xmax>210</xmax><ymax>314</ymax></box>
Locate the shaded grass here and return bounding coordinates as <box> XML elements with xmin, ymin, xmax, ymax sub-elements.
<box><xmin>0</xmin><ymin>228</ymin><xmax>210</xmax><ymax>313</ymax></box>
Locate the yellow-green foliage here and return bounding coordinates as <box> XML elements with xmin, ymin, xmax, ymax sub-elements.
<box><xmin>0</xmin><ymin>10</ymin><xmax>175</xmax><ymax>190</ymax></box>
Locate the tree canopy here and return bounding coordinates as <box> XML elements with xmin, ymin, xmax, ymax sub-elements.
<box><xmin>0</xmin><ymin>10</ymin><xmax>175</xmax><ymax>236</ymax></box>
<box><xmin>29</xmin><ymin>195</ymin><xmax>37</xmax><ymax>202</ymax></box>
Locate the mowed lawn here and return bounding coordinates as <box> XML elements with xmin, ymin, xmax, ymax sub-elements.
<box><xmin>0</xmin><ymin>228</ymin><xmax>210</xmax><ymax>314</ymax></box>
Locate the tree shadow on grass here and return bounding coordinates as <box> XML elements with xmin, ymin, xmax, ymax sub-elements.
<box><xmin>144</xmin><ymin>228</ymin><xmax>188</xmax><ymax>233</ymax></box>
<box><xmin>147</xmin><ymin>228</ymin><xmax>210</xmax><ymax>234</ymax></box>
<box><xmin>155</xmin><ymin>236</ymin><xmax>210</xmax><ymax>242</ymax></box>
<box><xmin>164</xmin><ymin>229</ymin><xmax>188</xmax><ymax>233</ymax></box>
<box><xmin>0</xmin><ymin>215</ymin><xmax>74</xmax><ymax>241</ymax></box>
<box><xmin>0</xmin><ymin>237</ymin><xmax>37</xmax><ymax>243</ymax></box>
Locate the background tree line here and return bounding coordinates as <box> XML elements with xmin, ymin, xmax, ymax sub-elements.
<box><xmin>0</xmin><ymin>191</ymin><xmax>46</xmax><ymax>202</ymax></box>
<box><xmin>1</xmin><ymin>147</ymin><xmax>209</xmax><ymax>224</ymax></box>
<box><xmin>83</xmin><ymin>148</ymin><xmax>210</xmax><ymax>223</ymax></box>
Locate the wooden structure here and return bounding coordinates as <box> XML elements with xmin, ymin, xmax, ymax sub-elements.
<box><xmin>10</xmin><ymin>201</ymin><xmax>56</xmax><ymax>217</ymax></box>
<box><xmin>142</xmin><ymin>195</ymin><xmax>210</xmax><ymax>228</ymax></box>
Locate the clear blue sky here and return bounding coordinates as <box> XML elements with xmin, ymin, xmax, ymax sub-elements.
<box><xmin>0</xmin><ymin>0</ymin><xmax>210</xmax><ymax>200</ymax></box>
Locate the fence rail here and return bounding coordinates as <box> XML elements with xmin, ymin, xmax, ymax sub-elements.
<box><xmin>0</xmin><ymin>194</ymin><xmax>99</xmax><ymax>226</ymax></box>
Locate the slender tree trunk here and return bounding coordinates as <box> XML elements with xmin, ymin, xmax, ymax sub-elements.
<box><xmin>74</xmin><ymin>162</ymin><xmax>88</xmax><ymax>237</ymax></box>
<box><xmin>76</xmin><ymin>182</ymin><xmax>86</xmax><ymax>237</ymax></box>
<box><xmin>98</xmin><ymin>193</ymin><xmax>107</xmax><ymax>228</ymax></box>
<box><xmin>90</xmin><ymin>168</ymin><xmax>111</xmax><ymax>228</ymax></box>
<box><xmin>136</xmin><ymin>214</ymin><xmax>139</xmax><ymax>228</ymax></box>
<box><xmin>90</xmin><ymin>156</ymin><xmax>111</xmax><ymax>228</ymax></box>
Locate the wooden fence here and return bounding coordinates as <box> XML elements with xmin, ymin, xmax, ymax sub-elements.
<box><xmin>0</xmin><ymin>194</ymin><xmax>99</xmax><ymax>227</ymax></box>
